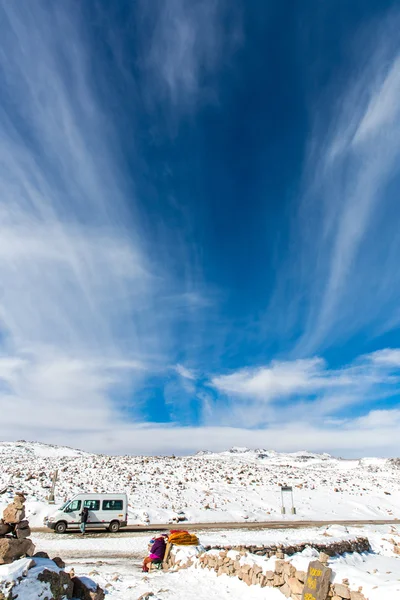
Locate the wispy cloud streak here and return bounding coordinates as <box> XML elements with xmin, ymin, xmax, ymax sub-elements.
<box><xmin>0</xmin><ymin>2</ymin><xmax>173</xmax><ymax>440</ymax></box>
<box><xmin>138</xmin><ymin>0</ymin><xmax>241</xmax><ymax>112</ymax></box>
<box><xmin>272</xmin><ymin>11</ymin><xmax>400</xmax><ymax>353</ymax></box>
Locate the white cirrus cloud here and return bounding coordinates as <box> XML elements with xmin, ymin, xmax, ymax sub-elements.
<box><xmin>0</xmin><ymin>1</ymin><xmax>199</xmax><ymax>445</ymax></box>
<box><xmin>138</xmin><ymin>0</ymin><xmax>242</xmax><ymax>112</ymax></box>
<box><xmin>269</xmin><ymin>10</ymin><xmax>400</xmax><ymax>355</ymax></box>
<box><xmin>368</xmin><ymin>348</ymin><xmax>400</xmax><ymax>367</ymax></box>
<box><xmin>174</xmin><ymin>364</ymin><xmax>197</xmax><ymax>380</ymax></box>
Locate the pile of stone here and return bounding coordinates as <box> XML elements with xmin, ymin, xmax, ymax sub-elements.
<box><xmin>0</xmin><ymin>493</ymin><xmax>35</xmax><ymax>564</ymax></box>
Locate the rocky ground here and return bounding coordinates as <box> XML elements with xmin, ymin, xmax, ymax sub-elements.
<box><xmin>1</xmin><ymin>441</ymin><xmax>400</xmax><ymax>599</ymax></box>
<box><xmin>26</xmin><ymin>524</ymin><xmax>400</xmax><ymax>600</ymax></box>
<box><xmin>0</xmin><ymin>442</ymin><xmax>399</xmax><ymax>526</ymax></box>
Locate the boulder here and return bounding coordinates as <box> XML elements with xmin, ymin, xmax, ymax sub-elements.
<box><xmin>13</xmin><ymin>495</ymin><xmax>25</xmax><ymax>510</ymax></box>
<box><xmin>0</xmin><ymin>520</ymin><xmax>12</xmax><ymax>536</ymax></box>
<box><xmin>288</xmin><ymin>577</ymin><xmax>304</xmax><ymax>594</ymax></box>
<box><xmin>33</xmin><ymin>551</ymin><xmax>50</xmax><ymax>559</ymax></box>
<box><xmin>283</xmin><ymin>562</ymin><xmax>296</xmax><ymax>577</ymax></box>
<box><xmin>38</xmin><ymin>568</ymin><xmax>74</xmax><ymax>600</ymax></box>
<box><xmin>15</xmin><ymin>520</ymin><xmax>31</xmax><ymax>540</ymax></box>
<box><xmin>0</xmin><ymin>538</ymin><xmax>35</xmax><ymax>564</ymax></box>
<box><xmin>275</xmin><ymin>560</ymin><xmax>285</xmax><ymax>574</ymax></box>
<box><xmin>52</xmin><ymin>556</ymin><xmax>66</xmax><ymax>569</ymax></box>
<box><xmin>334</xmin><ymin>583</ymin><xmax>351</xmax><ymax>599</ymax></box>
<box><xmin>350</xmin><ymin>593</ymin><xmax>366</xmax><ymax>600</ymax></box>
<box><xmin>295</xmin><ymin>569</ymin><xmax>307</xmax><ymax>582</ymax></box>
<box><xmin>273</xmin><ymin>574</ymin><xmax>284</xmax><ymax>586</ymax></box>
<box><xmin>280</xmin><ymin>582</ymin><xmax>291</xmax><ymax>598</ymax></box>
<box><xmin>2</xmin><ymin>504</ymin><xmax>25</xmax><ymax>524</ymax></box>
<box><xmin>319</xmin><ymin>552</ymin><xmax>330</xmax><ymax>564</ymax></box>
<box><xmin>265</xmin><ymin>570</ymin><xmax>275</xmax><ymax>580</ymax></box>
<box><xmin>72</xmin><ymin>576</ymin><xmax>105</xmax><ymax>600</ymax></box>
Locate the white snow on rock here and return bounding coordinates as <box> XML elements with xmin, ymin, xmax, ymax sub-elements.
<box><xmin>0</xmin><ymin>557</ymin><xmax>63</xmax><ymax>600</ymax></box>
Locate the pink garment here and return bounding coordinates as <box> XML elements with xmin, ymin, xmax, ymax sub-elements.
<box><xmin>149</xmin><ymin>553</ymin><xmax>160</xmax><ymax>560</ymax></box>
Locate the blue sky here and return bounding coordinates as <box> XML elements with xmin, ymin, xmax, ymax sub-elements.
<box><xmin>1</xmin><ymin>0</ymin><xmax>400</xmax><ymax>455</ymax></box>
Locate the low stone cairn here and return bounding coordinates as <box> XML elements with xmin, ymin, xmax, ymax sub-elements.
<box><xmin>0</xmin><ymin>493</ymin><xmax>34</xmax><ymax>564</ymax></box>
<box><xmin>0</xmin><ymin>494</ymin><xmax>105</xmax><ymax>600</ymax></box>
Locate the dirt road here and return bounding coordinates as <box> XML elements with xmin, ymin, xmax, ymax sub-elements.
<box><xmin>32</xmin><ymin>518</ymin><xmax>399</xmax><ymax>534</ymax></box>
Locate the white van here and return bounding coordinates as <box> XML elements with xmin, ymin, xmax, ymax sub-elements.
<box><xmin>44</xmin><ymin>493</ymin><xmax>128</xmax><ymax>533</ymax></box>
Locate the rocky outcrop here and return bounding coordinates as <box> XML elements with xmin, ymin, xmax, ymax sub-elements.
<box><xmin>0</xmin><ymin>556</ymin><xmax>106</xmax><ymax>600</ymax></box>
<box><xmin>37</xmin><ymin>568</ymin><xmax>74</xmax><ymax>599</ymax></box>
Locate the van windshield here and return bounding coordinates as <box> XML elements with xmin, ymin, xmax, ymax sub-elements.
<box><xmin>59</xmin><ymin>501</ymin><xmax>70</xmax><ymax>510</ymax></box>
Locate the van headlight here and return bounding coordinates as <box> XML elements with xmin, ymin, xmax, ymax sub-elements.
<box><xmin>47</xmin><ymin>517</ymin><xmax>55</xmax><ymax>522</ymax></box>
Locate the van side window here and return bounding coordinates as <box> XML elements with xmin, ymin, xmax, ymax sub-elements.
<box><xmin>102</xmin><ymin>500</ymin><xmax>123</xmax><ymax>511</ymax></box>
<box><xmin>65</xmin><ymin>500</ymin><xmax>81</xmax><ymax>512</ymax></box>
<box><xmin>83</xmin><ymin>500</ymin><xmax>100</xmax><ymax>511</ymax></box>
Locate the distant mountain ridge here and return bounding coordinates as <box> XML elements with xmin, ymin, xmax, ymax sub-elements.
<box><xmin>0</xmin><ymin>440</ymin><xmax>393</xmax><ymax>463</ymax></box>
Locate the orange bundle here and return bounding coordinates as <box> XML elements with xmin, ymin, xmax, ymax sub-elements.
<box><xmin>168</xmin><ymin>531</ymin><xmax>199</xmax><ymax>546</ymax></box>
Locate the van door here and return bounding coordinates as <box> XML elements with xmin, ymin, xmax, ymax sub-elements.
<box><xmin>64</xmin><ymin>499</ymin><xmax>82</xmax><ymax>528</ymax></box>
<box><xmin>101</xmin><ymin>498</ymin><xmax>125</xmax><ymax>531</ymax></box>
<box><xmin>83</xmin><ymin>499</ymin><xmax>101</xmax><ymax>527</ymax></box>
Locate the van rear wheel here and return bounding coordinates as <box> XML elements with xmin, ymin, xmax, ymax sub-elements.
<box><xmin>108</xmin><ymin>520</ymin><xmax>120</xmax><ymax>533</ymax></box>
<box><xmin>54</xmin><ymin>521</ymin><xmax>67</xmax><ymax>534</ymax></box>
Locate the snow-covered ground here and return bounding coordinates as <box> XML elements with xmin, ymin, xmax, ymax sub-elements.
<box><xmin>0</xmin><ymin>441</ymin><xmax>399</xmax><ymax>527</ymax></box>
<box><xmin>28</xmin><ymin>525</ymin><xmax>374</xmax><ymax>558</ymax></box>
<box><xmin>1</xmin><ymin>442</ymin><xmax>400</xmax><ymax>598</ymax></box>
<box><xmin>26</xmin><ymin>524</ymin><xmax>400</xmax><ymax>599</ymax></box>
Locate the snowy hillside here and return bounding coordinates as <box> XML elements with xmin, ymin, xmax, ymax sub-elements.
<box><xmin>0</xmin><ymin>441</ymin><xmax>399</xmax><ymax>527</ymax></box>
<box><xmin>0</xmin><ymin>440</ymin><xmax>89</xmax><ymax>459</ymax></box>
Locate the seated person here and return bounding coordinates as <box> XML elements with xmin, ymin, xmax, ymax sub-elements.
<box><xmin>142</xmin><ymin>534</ymin><xmax>167</xmax><ymax>572</ymax></box>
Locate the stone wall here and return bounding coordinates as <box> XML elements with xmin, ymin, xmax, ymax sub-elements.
<box><xmin>167</xmin><ymin>541</ymin><xmax>370</xmax><ymax>600</ymax></box>
<box><xmin>202</xmin><ymin>537</ymin><xmax>370</xmax><ymax>558</ymax></box>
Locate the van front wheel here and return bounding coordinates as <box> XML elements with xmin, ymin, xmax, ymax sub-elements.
<box><xmin>108</xmin><ymin>521</ymin><xmax>120</xmax><ymax>533</ymax></box>
<box><xmin>54</xmin><ymin>521</ymin><xmax>67</xmax><ymax>534</ymax></box>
